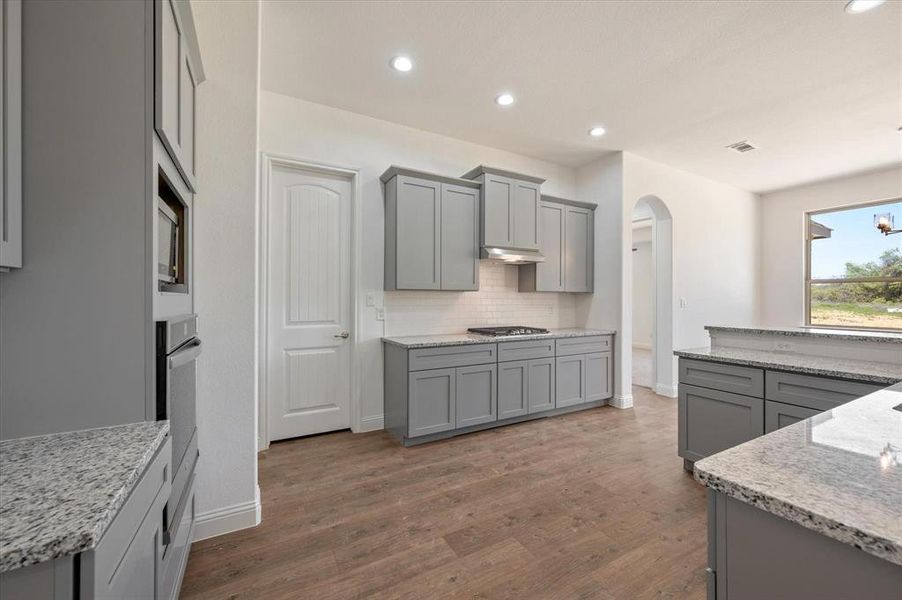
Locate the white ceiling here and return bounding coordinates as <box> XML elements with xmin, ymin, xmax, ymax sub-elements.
<box><xmin>261</xmin><ymin>0</ymin><xmax>902</xmax><ymax>193</ymax></box>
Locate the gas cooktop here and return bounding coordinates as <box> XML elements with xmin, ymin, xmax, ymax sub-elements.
<box><xmin>467</xmin><ymin>326</ymin><xmax>550</xmax><ymax>337</ymax></box>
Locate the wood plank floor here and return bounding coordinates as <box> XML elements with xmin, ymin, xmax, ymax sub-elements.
<box><xmin>181</xmin><ymin>386</ymin><xmax>707</xmax><ymax>599</ymax></box>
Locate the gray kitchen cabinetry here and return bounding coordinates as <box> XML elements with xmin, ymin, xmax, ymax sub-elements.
<box><xmin>519</xmin><ymin>196</ymin><xmax>596</xmax><ymax>293</ymax></box>
<box><xmin>461</xmin><ymin>165</ymin><xmax>544</xmax><ymax>250</ymax></box>
<box><xmin>764</xmin><ymin>401</ymin><xmax>818</xmax><ymax>433</ymax></box>
<box><xmin>0</xmin><ymin>439</ymin><xmax>172</xmax><ymax>600</ymax></box>
<box><xmin>678</xmin><ymin>356</ymin><xmax>887</xmax><ymax>469</ymax></box>
<box><xmin>382</xmin><ymin>167</ymin><xmax>479</xmax><ymax>291</ymax></box>
<box><xmin>155</xmin><ymin>0</ymin><xmax>204</xmax><ymax>191</ymax></box>
<box><xmin>0</xmin><ymin>0</ymin><xmax>22</xmax><ymax>269</ymax></box>
<box><xmin>384</xmin><ymin>333</ymin><xmax>613</xmax><ymax>445</ymax></box>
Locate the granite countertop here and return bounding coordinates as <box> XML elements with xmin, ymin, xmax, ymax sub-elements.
<box><xmin>705</xmin><ymin>325</ymin><xmax>902</xmax><ymax>344</ymax></box>
<box><xmin>694</xmin><ymin>383</ymin><xmax>902</xmax><ymax>566</ymax></box>
<box><xmin>382</xmin><ymin>328</ymin><xmax>616</xmax><ymax>349</ymax></box>
<box><xmin>674</xmin><ymin>346</ymin><xmax>902</xmax><ymax>385</ymax></box>
<box><xmin>0</xmin><ymin>421</ymin><xmax>170</xmax><ymax>572</ymax></box>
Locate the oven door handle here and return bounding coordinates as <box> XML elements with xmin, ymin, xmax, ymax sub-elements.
<box><xmin>168</xmin><ymin>339</ymin><xmax>202</xmax><ymax>369</ymax></box>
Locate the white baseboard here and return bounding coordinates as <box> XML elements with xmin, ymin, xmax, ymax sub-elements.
<box><xmin>193</xmin><ymin>484</ymin><xmax>261</xmax><ymax>542</ymax></box>
<box><xmin>632</xmin><ymin>342</ymin><xmax>652</xmax><ymax>351</ymax></box>
<box><xmin>654</xmin><ymin>383</ymin><xmax>679</xmax><ymax>398</ymax></box>
<box><xmin>610</xmin><ymin>394</ymin><xmax>634</xmax><ymax>409</ymax></box>
<box><xmin>356</xmin><ymin>414</ymin><xmax>384</xmax><ymax>432</ymax></box>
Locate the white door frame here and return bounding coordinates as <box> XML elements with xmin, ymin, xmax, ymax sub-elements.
<box><xmin>257</xmin><ymin>153</ymin><xmax>363</xmax><ymax>451</ymax></box>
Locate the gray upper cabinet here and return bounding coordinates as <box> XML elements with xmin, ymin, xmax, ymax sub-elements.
<box><xmin>155</xmin><ymin>0</ymin><xmax>204</xmax><ymax>192</ymax></box>
<box><xmin>382</xmin><ymin>167</ymin><xmax>480</xmax><ymax>291</ymax></box>
<box><xmin>440</xmin><ymin>184</ymin><xmax>479</xmax><ymax>290</ymax></box>
<box><xmin>461</xmin><ymin>166</ymin><xmax>544</xmax><ymax>251</ymax></box>
<box><xmin>519</xmin><ymin>197</ymin><xmax>595</xmax><ymax>293</ymax></box>
<box><xmin>564</xmin><ymin>206</ymin><xmax>593</xmax><ymax>292</ymax></box>
<box><xmin>0</xmin><ymin>0</ymin><xmax>22</xmax><ymax>269</ymax></box>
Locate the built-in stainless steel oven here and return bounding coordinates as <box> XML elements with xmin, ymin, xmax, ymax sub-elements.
<box><xmin>156</xmin><ymin>314</ymin><xmax>201</xmax><ymax>545</ymax></box>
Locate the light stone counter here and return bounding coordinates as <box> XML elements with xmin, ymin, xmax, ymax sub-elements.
<box><xmin>382</xmin><ymin>328</ymin><xmax>615</xmax><ymax>349</ymax></box>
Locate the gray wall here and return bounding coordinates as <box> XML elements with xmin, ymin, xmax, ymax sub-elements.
<box><xmin>0</xmin><ymin>1</ymin><xmax>152</xmax><ymax>438</ymax></box>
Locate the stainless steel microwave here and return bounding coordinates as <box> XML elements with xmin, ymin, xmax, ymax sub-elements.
<box><xmin>157</xmin><ymin>171</ymin><xmax>187</xmax><ymax>293</ymax></box>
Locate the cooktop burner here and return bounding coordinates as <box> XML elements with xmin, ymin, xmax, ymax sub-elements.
<box><xmin>467</xmin><ymin>326</ymin><xmax>550</xmax><ymax>337</ymax></box>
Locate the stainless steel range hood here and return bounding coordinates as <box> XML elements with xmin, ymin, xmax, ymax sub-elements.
<box><xmin>481</xmin><ymin>246</ymin><xmax>546</xmax><ymax>265</ymax></box>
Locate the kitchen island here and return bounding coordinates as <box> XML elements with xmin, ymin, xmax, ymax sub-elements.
<box><xmin>694</xmin><ymin>382</ymin><xmax>902</xmax><ymax>598</ymax></box>
<box><xmin>0</xmin><ymin>422</ymin><xmax>173</xmax><ymax>599</ymax></box>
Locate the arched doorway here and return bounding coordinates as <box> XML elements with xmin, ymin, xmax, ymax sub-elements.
<box><xmin>630</xmin><ymin>196</ymin><xmax>675</xmax><ymax>396</ymax></box>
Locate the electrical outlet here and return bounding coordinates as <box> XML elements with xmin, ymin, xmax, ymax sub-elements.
<box><xmin>679</xmin><ymin>297</ymin><xmax>688</xmax><ymax>308</ymax></box>
<box><xmin>366</xmin><ymin>293</ymin><xmax>375</xmax><ymax>307</ymax></box>
<box><xmin>376</xmin><ymin>308</ymin><xmax>385</xmax><ymax>321</ymax></box>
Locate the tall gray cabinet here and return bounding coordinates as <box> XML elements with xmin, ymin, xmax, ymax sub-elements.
<box><xmin>519</xmin><ymin>196</ymin><xmax>595</xmax><ymax>293</ymax></box>
<box><xmin>382</xmin><ymin>166</ymin><xmax>480</xmax><ymax>291</ymax></box>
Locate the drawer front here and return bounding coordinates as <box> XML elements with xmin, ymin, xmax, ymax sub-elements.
<box><xmin>765</xmin><ymin>400</ymin><xmax>820</xmax><ymax>433</ymax></box>
<box><xmin>765</xmin><ymin>371</ymin><xmax>884</xmax><ymax>412</ymax></box>
<box><xmin>408</xmin><ymin>343</ymin><xmax>497</xmax><ymax>371</ymax></box>
<box><xmin>498</xmin><ymin>339</ymin><xmax>555</xmax><ymax>362</ymax></box>
<box><xmin>679</xmin><ymin>358</ymin><xmax>764</xmax><ymax>398</ymax></box>
<box><xmin>678</xmin><ymin>383</ymin><xmax>764</xmax><ymax>462</ymax></box>
<box><xmin>555</xmin><ymin>335</ymin><xmax>611</xmax><ymax>357</ymax></box>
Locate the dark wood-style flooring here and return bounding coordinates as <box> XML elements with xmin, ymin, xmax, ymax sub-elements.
<box><xmin>181</xmin><ymin>386</ymin><xmax>707</xmax><ymax>599</ymax></box>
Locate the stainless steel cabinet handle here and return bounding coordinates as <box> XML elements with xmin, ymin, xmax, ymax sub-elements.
<box><xmin>333</xmin><ymin>331</ymin><xmax>350</xmax><ymax>339</ymax></box>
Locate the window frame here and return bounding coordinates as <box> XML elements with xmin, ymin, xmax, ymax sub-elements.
<box><xmin>804</xmin><ymin>196</ymin><xmax>902</xmax><ymax>332</ymax></box>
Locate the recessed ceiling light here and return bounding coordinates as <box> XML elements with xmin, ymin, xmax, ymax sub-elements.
<box><xmin>844</xmin><ymin>0</ymin><xmax>885</xmax><ymax>14</ymax></box>
<box><xmin>495</xmin><ymin>93</ymin><xmax>515</xmax><ymax>106</ymax></box>
<box><xmin>390</xmin><ymin>56</ymin><xmax>413</xmax><ymax>72</ymax></box>
<box><xmin>588</xmin><ymin>126</ymin><xmax>606</xmax><ymax>138</ymax></box>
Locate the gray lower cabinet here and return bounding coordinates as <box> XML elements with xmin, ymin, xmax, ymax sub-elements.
<box><xmin>384</xmin><ymin>334</ymin><xmax>614</xmax><ymax>445</ymax></box>
<box><xmin>764</xmin><ymin>400</ymin><xmax>819</xmax><ymax>433</ymax></box>
<box><xmin>498</xmin><ymin>360</ymin><xmax>529</xmax><ymax>419</ymax></box>
<box><xmin>382</xmin><ymin>168</ymin><xmax>480</xmax><ymax>291</ymax></box>
<box><xmin>0</xmin><ymin>438</ymin><xmax>172</xmax><ymax>600</ymax></box>
<box><xmin>678</xmin><ymin>384</ymin><xmax>764</xmax><ymax>463</ymax></box>
<box><xmin>408</xmin><ymin>368</ymin><xmax>456</xmax><ymax>437</ymax></box>
<box><xmin>519</xmin><ymin>197</ymin><xmax>595</xmax><ymax>293</ymax></box>
<box><xmin>456</xmin><ymin>364</ymin><xmax>497</xmax><ymax>428</ymax></box>
<box><xmin>678</xmin><ymin>356</ymin><xmax>887</xmax><ymax>466</ymax></box>
<box><xmin>555</xmin><ymin>355</ymin><xmax>586</xmax><ymax>407</ymax></box>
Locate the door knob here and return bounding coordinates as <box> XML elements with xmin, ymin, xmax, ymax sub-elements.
<box><xmin>333</xmin><ymin>331</ymin><xmax>350</xmax><ymax>339</ymax></box>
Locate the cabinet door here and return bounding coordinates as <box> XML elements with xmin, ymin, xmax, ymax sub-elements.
<box><xmin>440</xmin><ymin>183</ymin><xmax>479</xmax><ymax>290</ymax></box>
<box><xmin>155</xmin><ymin>0</ymin><xmax>198</xmax><ymax>190</ymax></box>
<box><xmin>498</xmin><ymin>360</ymin><xmax>528</xmax><ymax>419</ymax></box>
<box><xmin>395</xmin><ymin>176</ymin><xmax>441</xmax><ymax>290</ymax></box>
<box><xmin>482</xmin><ymin>174</ymin><xmax>514</xmax><ymax>247</ymax></box>
<box><xmin>586</xmin><ymin>352</ymin><xmax>612</xmax><ymax>402</ymax></box>
<box><xmin>534</xmin><ymin>202</ymin><xmax>565</xmax><ymax>291</ymax></box>
<box><xmin>765</xmin><ymin>400</ymin><xmax>819</xmax><ymax>433</ymax></box>
<box><xmin>456</xmin><ymin>364</ymin><xmax>497</xmax><ymax>428</ymax></box>
<box><xmin>103</xmin><ymin>500</ymin><xmax>163</xmax><ymax>600</ymax></box>
<box><xmin>527</xmin><ymin>357</ymin><xmax>555</xmax><ymax>413</ymax></box>
<box><xmin>555</xmin><ymin>355</ymin><xmax>586</xmax><ymax>408</ymax></box>
<box><xmin>408</xmin><ymin>369</ymin><xmax>456</xmax><ymax>437</ymax></box>
<box><xmin>512</xmin><ymin>181</ymin><xmax>540</xmax><ymax>250</ymax></box>
<box><xmin>0</xmin><ymin>0</ymin><xmax>22</xmax><ymax>268</ymax></box>
<box><xmin>678</xmin><ymin>383</ymin><xmax>764</xmax><ymax>462</ymax></box>
<box><xmin>564</xmin><ymin>206</ymin><xmax>593</xmax><ymax>292</ymax></box>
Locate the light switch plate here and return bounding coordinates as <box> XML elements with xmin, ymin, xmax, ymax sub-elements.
<box><xmin>376</xmin><ymin>308</ymin><xmax>385</xmax><ymax>321</ymax></box>
<box><xmin>366</xmin><ymin>293</ymin><xmax>375</xmax><ymax>307</ymax></box>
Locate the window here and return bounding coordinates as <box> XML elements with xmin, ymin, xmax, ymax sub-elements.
<box><xmin>806</xmin><ymin>198</ymin><xmax>902</xmax><ymax>331</ymax></box>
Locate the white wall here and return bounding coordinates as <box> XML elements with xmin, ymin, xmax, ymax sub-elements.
<box><xmin>191</xmin><ymin>0</ymin><xmax>261</xmax><ymax>540</ymax></box>
<box><xmin>578</xmin><ymin>151</ymin><xmax>761</xmax><ymax>402</ymax></box>
<box><xmin>760</xmin><ymin>166</ymin><xmax>902</xmax><ymax>326</ymax></box>
<box><xmin>259</xmin><ymin>90</ymin><xmax>579</xmax><ymax>427</ymax></box>
<box><xmin>631</xmin><ymin>238</ymin><xmax>653</xmax><ymax>349</ymax></box>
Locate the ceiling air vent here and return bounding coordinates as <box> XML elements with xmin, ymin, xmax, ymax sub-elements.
<box><xmin>726</xmin><ymin>140</ymin><xmax>757</xmax><ymax>153</ymax></box>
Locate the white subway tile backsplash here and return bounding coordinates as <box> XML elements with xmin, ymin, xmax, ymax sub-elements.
<box><xmin>384</xmin><ymin>262</ymin><xmax>580</xmax><ymax>336</ymax></box>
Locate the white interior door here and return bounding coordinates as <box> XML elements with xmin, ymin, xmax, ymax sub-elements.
<box><xmin>267</xmin><ymin>163</ymin><xmax>352</xmax><ymax>441</ymax></box>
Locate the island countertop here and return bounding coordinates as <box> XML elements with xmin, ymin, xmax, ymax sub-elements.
<box><xmin>0</xmin><ymin>421</ymin><xmax>170</xmax><ymax>572</ymax></box>
<box><xmin>705</xmin><ymin>325</ymin><xmax>902</xmax><ymax>344</ymax></box>
<box><xmin>674</xmin><ymin>346</ymin><xmax>902</xmax><ymax>385</ymax></box>
<box><xmin>382</xmin><ymin>328</ymin><xmax>615</xmax><ymax>349</ymax></box>
<box><xmin>694</xmin><ymin>382</ymin><xmax>902</xmax><ymax>566</ymax></box>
